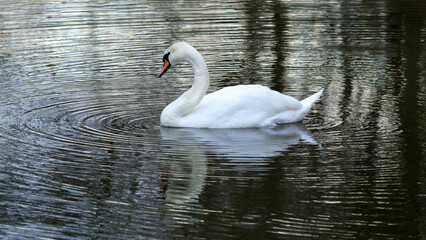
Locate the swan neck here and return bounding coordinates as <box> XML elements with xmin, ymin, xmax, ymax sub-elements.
<box><xmin>188</xmin><ymin>55</ymin><xmax>209</xmax><ymax>94</ymax></box>
<box><xmin>180</xmin><ymin>53</ymin><xmax>209</xmax><ymax>115</ymax></box>
<box><xmin>161</xmin><ymin>48</ymin><xmax>209</xmax><ymax>124</ymax></box>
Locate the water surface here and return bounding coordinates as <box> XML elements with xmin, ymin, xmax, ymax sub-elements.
<box><xmin>1</xmin><ymin>0</ymin><xmax>425</xmax><ymax>239</ymax></box>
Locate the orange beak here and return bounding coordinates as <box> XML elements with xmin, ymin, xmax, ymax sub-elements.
<box><xmin>158</xmin><ymin>59</ymin><xmax>171</xmax><ymax>78</ymax></box>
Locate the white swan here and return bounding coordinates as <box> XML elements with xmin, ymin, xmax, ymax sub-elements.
<box><xmin>158</xmin><ymin>42</ymin><xmax>323</xmax><ymax>128</ymax></box>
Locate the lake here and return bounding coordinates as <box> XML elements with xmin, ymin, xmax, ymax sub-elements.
<box><xmin>0</xmin><ymin>0</ymin><xmax>425</xmax><ymax>239</ymax></box>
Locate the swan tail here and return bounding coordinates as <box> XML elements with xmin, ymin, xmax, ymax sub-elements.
<box><xmin>301</xmin><ymin>88</ymin><xmax>324</xmax><ymax>107</ymax></box>
<box><xmin>299</xmin><ymin>88</ymin><xmax>324</xmax><ymax>116</ymax></box>
<box><xmin>262</xmin><ymin>88</ymin><xmax>324</xmax><ymax>126</ymax></box>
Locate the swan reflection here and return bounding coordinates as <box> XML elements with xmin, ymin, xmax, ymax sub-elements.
<box><xmin>160</xmin><ymin>123</ymin><xmax>320</xmax><ymax>204</ymax></box>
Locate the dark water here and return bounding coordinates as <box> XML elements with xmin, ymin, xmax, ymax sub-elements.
<box><xmin>1</xmin><ymin>0</ymin><xmax>425</xmax><ymax>239</ymax></box>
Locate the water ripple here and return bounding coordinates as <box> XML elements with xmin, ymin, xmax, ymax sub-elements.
<box><xmin>13</xmin><ymin>92</ymin><xmax>161</xmax><ymax>152</ymax></box>
<box><xmin>1</xmin><ymin>0</ymin><xmax>425</xmax><ymax>239</ymax></box>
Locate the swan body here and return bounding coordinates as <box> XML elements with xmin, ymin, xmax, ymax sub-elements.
<box><xmin>159</xmin><ymin>42</ymin><xmax>323</xmax><ymax>128</ymax></box>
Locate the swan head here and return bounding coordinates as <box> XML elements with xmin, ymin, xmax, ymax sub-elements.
<box><xmin>158</xmin><ymin>42</ymin><xmax>197</xmax><ymax>78</ymax></box>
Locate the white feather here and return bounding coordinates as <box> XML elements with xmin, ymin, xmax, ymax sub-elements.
<box><xmin>159</xmin><ymin>42</ymin><xmax>323</xmax><ymax>128</ymax></box>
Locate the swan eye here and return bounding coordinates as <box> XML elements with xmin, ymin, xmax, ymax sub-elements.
<box><xmin>159</xmin><ymin>52</ymin><xmax>171</xmax><ymax>78</ymax></box>
<box><xmin>162</xmin><ymin>52</ymin><xmax>171</xmax><ymax>63</ymax></box>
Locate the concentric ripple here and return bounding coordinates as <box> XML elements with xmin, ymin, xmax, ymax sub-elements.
<box><xmin>14</xmin><ymin>90</ymin><xmax>164</xmax><ymax>153</ymax></box>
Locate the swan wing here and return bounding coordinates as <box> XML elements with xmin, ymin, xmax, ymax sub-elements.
<box><xmin>180</xmin><ymin>85</ymin><xmax>302</xmax><ymax>128</ymax></box>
